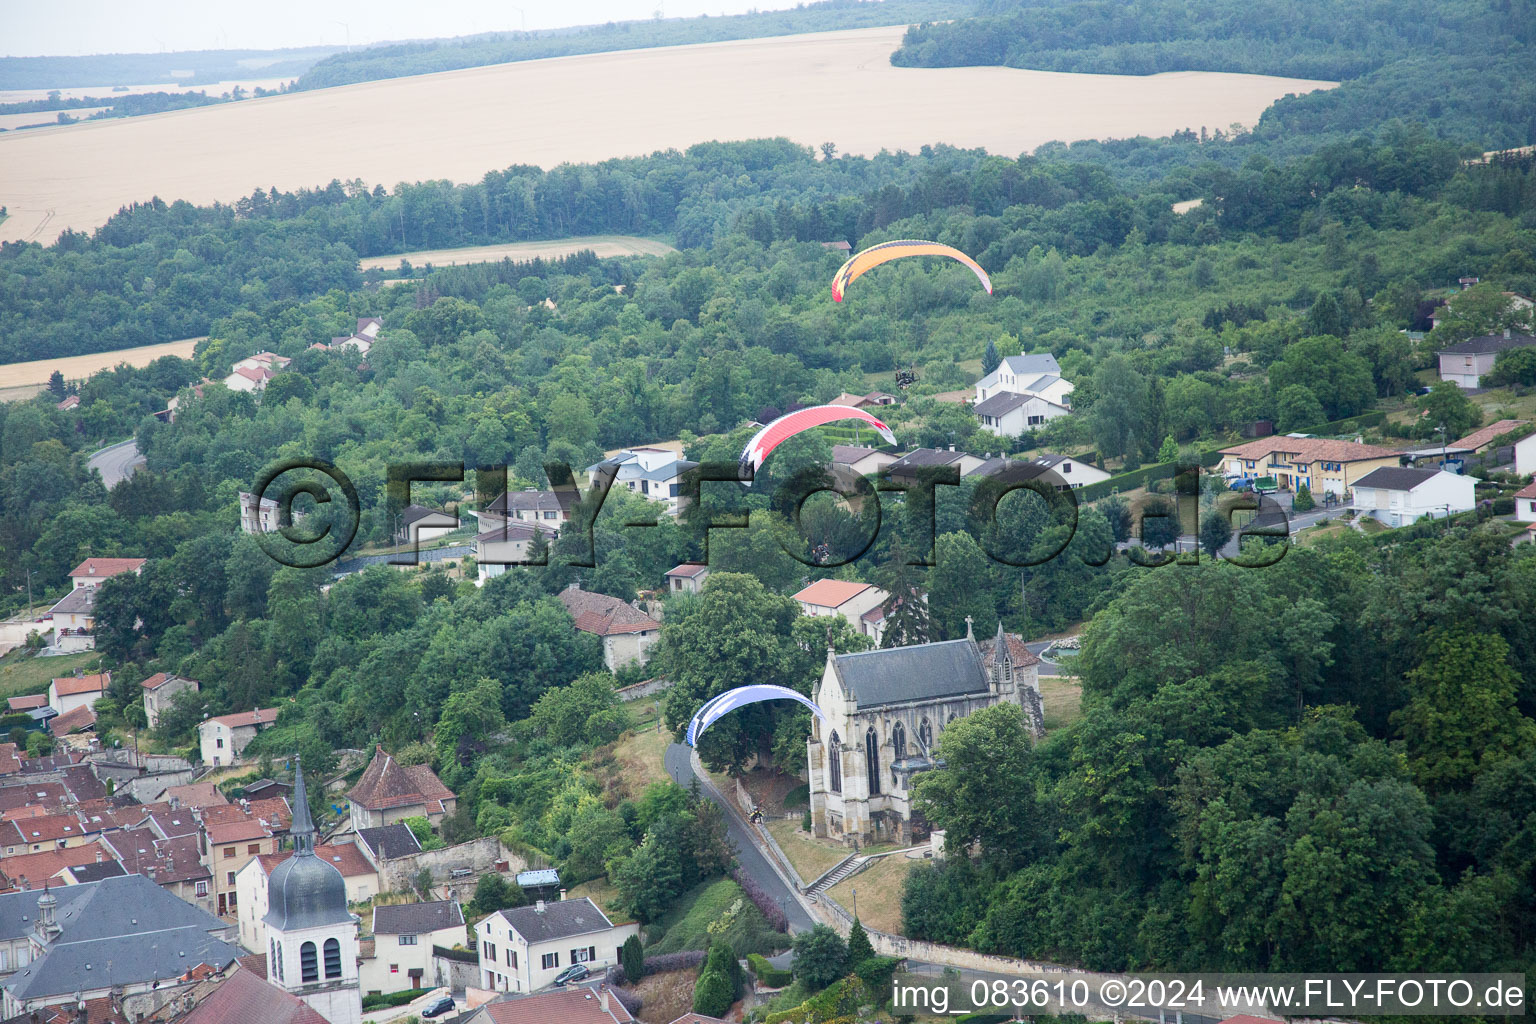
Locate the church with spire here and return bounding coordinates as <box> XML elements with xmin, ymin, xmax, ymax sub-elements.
<box><xmin>265</xmin><ymin>756</ymin><xmax>363</xmax><ymax>1024</ymax></box>
<box><xmin>807</xmin><ymin>619</ymin><xmax>1044</xmax><ymax>847</ymax></box>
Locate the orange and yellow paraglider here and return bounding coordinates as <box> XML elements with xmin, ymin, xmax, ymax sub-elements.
<box><xmin>831</xmin><ymin>239</ymin><xmax>992</xmax><ymax>302</ymax></box>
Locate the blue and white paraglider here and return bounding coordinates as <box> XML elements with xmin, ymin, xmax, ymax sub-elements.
<box><xmin>686</xmin><ymin>684</ymin><xmax>828</xmax><ymax>748</ymax></box>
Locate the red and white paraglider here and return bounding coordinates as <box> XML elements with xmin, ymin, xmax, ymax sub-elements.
<box><xmin>739</xmin><ymin>405</ymin><xmax>897</xmax><ymax>481</ymax></box>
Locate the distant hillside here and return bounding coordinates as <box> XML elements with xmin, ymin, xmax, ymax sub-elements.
<box><xmin>0</xmin><ymin>46</ymin><xmax>337</xmax><ymax>92</ymax></box>
<box><xmin>291</xmin><ymin>0</ymin><xmax>977</xmax><ymax>90</ymax></box>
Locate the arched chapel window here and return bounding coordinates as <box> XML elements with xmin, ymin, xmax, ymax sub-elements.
<box><xmin>828</xmin><ymin>731</ymin><xmax>842</xmax><ymax>794</ymax></box>
<box><xmin>865</xmin><ymin>728</ymin><xmax>881</xmax><ymax>796</ymax></box>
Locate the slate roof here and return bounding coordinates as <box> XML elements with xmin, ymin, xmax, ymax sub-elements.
<box><xmin>1353</xmin><ymin>466</ymin><xmax>1450</xmax><ymax>491</ymax></box>
<box><xmin>401</xmin><ymin>503</ymin><xmax>457</xmax><ymax>527</ymax></box>
<box><xmin>348</xmin><ymin>746</ymin><xmax>455</xmax><ymax>813</ymax></box>
<box><xmin>972</xmin><ymin>391</ymin><xmax>1032</xmax><ymax>417</ymax></box>
<box><xmin>356</xmin><ymin>823</ymin><xmax>421</xmax><ymax>861</ymax></box>
<box><xmin>975</xmin><ymin>353</ymin><xmax>1062</xmax><ymax>391</ymax></box>
<box><xmin>475</xmin><ymin>517</ymin><xmax>557</xmax><ymax>543</ymax></box>
<box><xmin>176</xmin><ymin>960</ymin><xmax>330</xmax><ymax>1024</ymax></box>
<box><xmin>832</xmin><ymin>639</ymin><xmax>990</xmax><ymax>709</ymax></box>
<box><xmin>1438</xmin><ymin>332</ymin><xmax>1536</xmax><ymax>355</ymax></box>
<box><xmin>558</xmin><ymin>587</ymin><xmax>658</xmax><ymax>637</ymax></box>
<box><xmin>2</xmin><ymin>874</ymin><xmax>242</xmax><ymax>1001</ymax></box>
<box><xmin>62</xmin><ymin>860</ymin><xmax>127</xmax><ymax>883</ymax></box>
<box><xmin>886</xmin><ymin>448</ymin><xmax>966</xmax><ymax>472</ymax></box>
<box><xmin>486</xmin><ymin>489</ymin><xmax>577</xmax><ymax>515</ymax></box>
<box><xmin>373</xmin><ymin>898</ymin><xmax>464</xmax><ymax>935</ymax></box>
<box><xmin>830</xmin><ymin>445</ymin><xmax>888</xmax><ymax>465</ymax></box>
<box><xmin>496</xmin><ymin>897</ymin><xmax>616</xmax><ymax>943</ymax></box>
<box><xmin>46</xmin><ymin>588</ymin><xmax>95</xmax><ymax>617</ymax></box>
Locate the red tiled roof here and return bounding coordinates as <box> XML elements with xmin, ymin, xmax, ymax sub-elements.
<box><xmin>256</xmin><ymin>841</ymin><xmax>374</xmax><ymax>879</ymax></box>
<box><xmin>792</xmin><ymin>579</ymin><xmax>876</xmax><ymax>609</ymax></box>
<box><xmin>49</xmin><ymin>705</ymin><xmax>97</xmax><ymax>737</ymax></box>
<box><xmin>0</xmin><ymin>811</ymin><xmax>90</xmax><ymax>845</ymax></box>
<box><xmin>0</xmin><ymin>841</ymin><xmax>110</xmax><ymax>887</ymax></box>
<box><xmin>165</xmin><ymin>781</ymin><xmax>229</xmax><ymax>808</ymax></box>
<box><xmin>140</xmin><ymin>671</ymin><xmax>196</xmax><ymax>691</ymax></box>
<box><xmin>348</xmin><ymin>745</ymin><xmax>455</xmax><ymax>812</ymax></box>
<box><xmin>179</xmin><ymin>961</ymin><xmax>330</xmax><ymax>1024</ymax></box>
<box><xmin>207</xmin><ymin>819</ymin><xmax>271</xmax><ymax>845</ymax></box>
<box><xmin>10</xmin><ymin>995</ymin><xmax>128</xmax><ymax>1024</ymax></box>
<box><xmin>1218</xmin><ymin>436</ymin><xmax>1402</xmax><ymax>463</ymax></box>
<box><xmin>51</xmin><ymin>672</ymin><xmax>109</xmax><ymax>696</ymax></box>
<box><xmin>1452</xmin><ymin>418</ymin><xmax>1529</xmax><ymax>451</ymax></box>
<box><xmin>1515</xmin><ymin>482</ymin><xmax>1536</xmax><ymax>499</ymax></box>
<box><xmin>202</xmin><ymin>796</ymin><xmax>291</xmax><ymax>831</ymax></box>
<box><xmin>0</xmin><ymin>783</ymin><xmax>69</xmax><ymax>815</ymax></box>
<box><xmin>665</xmin><ymin>563</ymin><xmax>709</xmax><ymax>578</ymax></box>
<box><xmin>68</xmin><ymin>557</ymin><xmax>145</xmax><ymax>579</ymax></box>
<box><xmin>236</xmin><ymin>951</ymin><xmax>268</xmax><ymax>977</ymax></box>
<box><xmin>476</xmin><ymin>986</ymin><xmax>634</xmax><ymax>1024</ymax></box>
<box><xmin>6</xmin><ymin>694</ymin><xmax>47</xmax><ymax>711</ymax></box>
<box><xmin>203</xmin><ymin>707</ymin><xmax>282</xmax><ymax>730</ymax></box>
<box><xmin>0</xmin><ymin>743</ymin><xmax>20</xmax><ymax>776</ymax></box>
<box><xmin>557</xmin><ymin>587</ymin><xmax>658</xmax><ymax>636</ymax></box>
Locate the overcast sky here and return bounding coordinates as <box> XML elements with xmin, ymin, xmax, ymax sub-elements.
<box><xmin>5</xmin><ymin>1</ymin><xmax>806</xmax><ymax>58</ymax></box>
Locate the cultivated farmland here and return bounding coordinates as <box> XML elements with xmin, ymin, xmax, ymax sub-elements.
<box><xmin>0</xmin><ymin>337</ymin><xmax>202</xmax><ymax>390</ymax></box>
<box><xmin>359</xmin><ymin>235</ymin><xmax>676</xmax><ymax>272</ymax></box>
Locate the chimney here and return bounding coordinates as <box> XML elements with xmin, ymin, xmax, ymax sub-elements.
<box><xmin>558</xmin><ymin>888</ymin><xmax>567</xmax><ymax>901</ymax></box>
<box><xmin>535</xmin><ymin>900</ymin><xmax>546</xmax><ymax>914</ymax></box>
<box><xmin>598</xmin><ymin>986</ymin><xmax>610</xmax><ymax>1013</ymax></box>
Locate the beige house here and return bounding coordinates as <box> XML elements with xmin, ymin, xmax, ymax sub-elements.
<box><xmin>205</xmin><ymin>818</ymin><xmax>278</xmax><ymax>919</ymax></box>
<box><xmin>197</xmin><ymin>707</ymin><xmax>281</xmax><ymax>767</ymax></box>
<box><xmin>831</xmin><ymin>444</ymin><xmax>898</xmax><ymax>478</ymax></box>
<box><xmin>67</xmin><ymin>557</ymin><xmax>145</xmax><ymax>589</ymax></box>
<box><xmin>46</xmin><ymin>673</ymin><xmax>108</xmax><ymax>716</ymax></box>
<box><xmin>1219</xmin><ymin>437</ymin><xmax>1404</xmax><ymax>497</ymax></box>
<box><xmin>347</xmin><ymin>746</ymin><xmax>457</xmax><ymax>830</ymax></box>
<box><xmin>808</xmin><ymin>622</ymin><xmax>1043</xmax><ymax>847</ymax></box>
<box><xmin>359</xmin><ymin>899</ymin><xmax>465</xmax><ymax>995</ymax></box>
<box><xmin>663</xmin><ymin>563</ymin><xmax>710</xmax><ymax>595</ymax></box>
<box><xmin>475</xmin><ymin>517</ymin><xmax>559</xmax><ymax>583</ymax></box>
<box><xmin>474</xmin><ymin>897</ymin><xmax>638</xmax><ymax>995</ymax></box>
<box><xmin>236</xmin><ymin>840</ymin><xmax>379</xmax><ymax>953</ymax></box>
<box><xmin>141</xmin><ymin>672</ymin><xmax>199</xmax><ymax>729</ymax></box>
<box><xmin>791</xmin><ymin>580</ymin><xmax>889</xmax><ymax>635</ymax></box>
<box><xmin>557</xmin><ymin>585</ymin><xmax>661</xmax><ymax>671</ymax></box>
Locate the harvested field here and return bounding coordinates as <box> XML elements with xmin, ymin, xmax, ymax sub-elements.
<box><xmin>361</xmin><ymin>235</ymin><xmax>675</xmax><ymax>272</ymax></box>
<box><xmin>0</xmin><ymin>27</ymin><xmax>1334</xmax><ymax>243</ymax></box>
<box><xmin>0</xmin><ymin>337</ymin><xmax>202</xmax><ymax>389</ymax></box>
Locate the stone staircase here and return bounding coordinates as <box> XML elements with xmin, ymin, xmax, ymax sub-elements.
<box><xmin>805</xmin><ymin>853</ymin><xmax>866</xmax><ymax>903</ymax></box>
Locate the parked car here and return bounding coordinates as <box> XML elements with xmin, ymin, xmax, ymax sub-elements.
<box><xmin>553</xmin><ymin>963</ymin><xmax>591</xmax><ymax>987</ymax></box>
<box><xmin>421</xmin><ymin>995</ymin><xmax>456</xmax><ymax>1018</ymax></box>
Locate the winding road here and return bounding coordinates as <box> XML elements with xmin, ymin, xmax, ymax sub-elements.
<box><xmin>87</xmin><ymin>438</ymin><xmax>145</xmax><ymax>488</ymax></box>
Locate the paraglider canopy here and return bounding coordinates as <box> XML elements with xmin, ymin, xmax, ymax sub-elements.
<box><xmin>831</xmin><ymin>239</ymin><xmax>992</xmax><ymax>302</ymax></box>
<box><xmin>687</xmin><ymin>684</ymin><xmax>829</xmax><ymax>747</ymax></box>
<box><xmin>740</xmin><ymin>405</ymin><xmax>897</xmax><ymax>479</ymax></box>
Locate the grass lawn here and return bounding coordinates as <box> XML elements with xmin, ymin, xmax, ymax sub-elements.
<box><xmin>610</xmin><ymin>726</ymin><xmax>671</xmax><ymax>799</ymax></box>
<box><xmin>567</xmin><ymin>877</ymin><xmax>625</xmax><ymax>920</ymax></box>
<box><xmin>1040</xmin><ymin>675</ymin><xmax>1083</xmax><ymax>730</ymax></box>
<box><xmin>645</xmin><ymin>877</ymin><xmax>788</xmax><ymax>956</ymax></box>
<box><xmin>764</xmin><ymin>817</ymin><xmax>849</xmax><ymax>884</ymax></box>
<box><xmin>1359</xmin><ymin>517</ymin><xmax>1388</xmax><ymax>534</ymax></box>
<box><xmin>1297</xmin><ymin>521</ymin><xmax>1351</xmax><ymax>547</ymax></box>
<box><xmin>0</xmin><ymin>650</ymin><xmax>98</xmax><ymax>700</ymax></box>
<box><xmin>825</xmin><ymin>853</ymin><xmax>916</xmax><ymax>937</ymax></box>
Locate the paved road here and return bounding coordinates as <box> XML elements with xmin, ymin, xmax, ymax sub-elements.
<box><xmin>663</xmin><ymin>741</ymin><xmax>817</xmax><ymax>934</ymax></box>
<box><xmin>87</xmin><ymin>438</ymin><xmax>145</xmax><ymax>488</ymax></box>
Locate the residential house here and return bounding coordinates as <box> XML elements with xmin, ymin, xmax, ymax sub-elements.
<box><xmin>474</xmin><ymin>897</ymin><xmax>638</xmax><ymax>995</ymax></box>
<box><xmin>239</xmin><ymin>491</ymin><xmax>282</xmax><ymax>534</ymax></box>
<box><xmin>828</xmin><ymin>391</ymin><xmax>897</xmax><ymax>409</ymax></box>
<box><xmin>1218</xmin><ymin>437</ymin><xmax>1404</xmax><ymax>497</ymax></box>
<box><xmin>791</xmin><ymin>580</ymin><xmax>890</xmax><ymax>637</ymax></box>
<box><xmin>163</xmin><ymin>781</ymin><xmax>229</xmax><ymax>809</ymax></box>
<box><xmin>1450</xmin><ymin>418</ymin><xmax>1528</xmax><ymax>454</ymax></box>
<box><xmin>973</xmin><ymin>390</ymin><xmax>1072</xmax><ymax>436</ymax></box>
<box><xmin>359</xmin><ymin>899</ymin><xmax>465</xmax><ymax>995</ymax></box>
<box><xmin>474</xmin><ymin>517</ymin><xmax>559</xmax><ymax>583</ymax></box>
<box><xmin>1429</xmin><ymin>290</ymin><xmax>1533</xmax><ymax>333</ymax></box>
<box><xmin>231</xmin><ymin>352</ymin><xmax>292</xmax><ymax>374</ymax></box>
<box><xmin>173</xmin><ymin>965</ymin><xmax>330</xmax><ymax>1024</ymax></box>
<box><xmin>236</xmin><ymin>841</ymin><xmax>378</xmax><ymax>954</ymax></box>
<box><xmin>464</xmin><ymin>985</ymin><xmax>635</xmax><ymax>1024</ymax></box>
<box><xmin>45</xmin><ymin>674</ymin><xmax>107</xmax><ymax>717</ymax></box>
<box><xmin>225</xmin><ymin>365</ymin><xmax>275</xmax><ymax>393</ymax></box>
<box><xmin>663</xmin><ymin>563</ymin><xmax>709</xmax><ymax>595</ymax></box>
<box><xmin>396</xmin><ymin>504</ymin><xmax>459</xmax><ymax>548</ymax></box>
<box><xmin>4</xmin><ymin>697</ymin><xmax>45</xmax><ymax>715</ymax></box>
<box><xmin>353</xmin><ymin>824</ymin><xmax>421</xmax><ymax>870</ymax></box>
<box><xmin>205</xmin><ymin>818</ymin><xmax>279</xmax><ymax>918</ymax></box>
<box><xmin>241</xmin><ymin>778</ymin><xmax>293</xmax><ymax>802</ymax></box>
<box><xmin>589</xmin><ymin>448</ymin><xmax>699</xmax><ymax>515</ymax></box>
<box><xmin>347</xmin><ymin>746</ymin><xmax>456</xmax><ymax>830</ymax></box>
<box><xmin>101</xmin><ymin>828</ymin><xmax>213</xmax><ymax>912</ymax></box>
<box><xmin>42</xmin><ymin>588</ymin><xmax>97</xmax><ymax>652</ymax></box>
<box><xmin>1516</xmin><ymin>431</ymin><xmax>1536</xmax><ymax>477</ymax></box>
<box><xmin>831</xmin><ymin>445</ymin><xmax>898</xmax><ymax>478</ymax></box>
<box><xmin>164</xmin><ymin>380</ymin><xmax>210</xmax><ymax>423</ymax></box>
<box><xmin>54</xmin><ymin>396</ymin><xmax>78</xmax><ymax>412</ymax></box>
<box><xmin>0</xmin><ymin>813</ymin><xmax>95</xmax><ymax>856</ymax></box>
<box><xmin>141</xmin><ymin>673</ymin><xmax>199</xmax><ymax>730</ymax></box>
<box><xmin>67</xmin><ymin>558</ymin><xmax>145</xmax><ymax>589</ymax></box>
<box><xmin>1516</xmin><ymin>481</ymin><xmax>1536</xmax><ymax>524</ymax></box>
<box><xmin>1351</xmin><ymin>467</ymin><xmax>1477</xmax><ymax>527</ymax></box>
<box><xmin>483</xmin><ymin>489</ymin><xmax>576</xmax><ymax>525</ymax></box>
<box><xmin>0</xmin><ymin>874</ymin><xmax>241</xmax><ymax>1018</ymax></box>
<box><xmin>884</xmin><ymin>448</ymin><xmax>986</xmax><ymax>484</ymax></box>
<box><xmin>197</xmin><ymin>708</ymin><xmax>281</xmax><ymax>767</ymax></box>
<box><xmin>973</xmin><ymin>353</ymin><xmax>1068</xmax><ymax>402</ymax></box>
<box><xmin>45</xmin><ymin>706</ymin><xmax>96</xmax><ymax>740</ymax></box>
<box><xmin>557</xmin><ymin>585</ymin><xmax>661</xmax><ymax>672</ymax></box>
<box><xmin>0</xmin><ymin>844</ymin><xmax>110</xmax><ymax>893</ymax></box>
<box><xmin>1030</xmin><ymin>453</ymin><xmax>1111</xmax><ymax>490</ymax></box>
<box><xmin>1437</xmin><ymin>330</ymin><xmax>1536</xmax><ymax>388</ymax></box>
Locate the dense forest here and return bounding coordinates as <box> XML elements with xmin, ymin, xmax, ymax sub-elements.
<box><xmin>2</xmin><ymin>0</ymin><xmax>1536</xmax><ymax>988</ymax></box>
<box><xmin>0</xmin><ymin>45</ymin><xmax>334</xmax><ymax>92</ymax></box>
<box><xmin>291</xmin><ymin>0</ymin><xmax>977</xmax><ymax>90</ymax></box>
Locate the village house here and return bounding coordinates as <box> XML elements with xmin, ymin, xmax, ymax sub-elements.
<box><xmin>239</xmin><ymin>490</ymin><xmax>281</xmax><ymax>533</ymax></box>
<box><xmin>663</xmin><ymin>563</ymin><xmax>710</xmax><ymax>595</ymax></box>
<box><xmin>884</xmin><ymin>448</ymin><xmax>987</xmax><ymax>484</ymax></box>
<box><xmin>791</xmin><ymin>580</ymin><xmax>891</xmax><ymax>637</ymax></box>
<box><xmin>236</xmin><ymin>840</ymin><xmax>378</xmax><ymax>954</ymax></box>
<box><xmin>483</xmin><ymin>488</ymin><xmax>577</xmax><ymax>524</ymax></box>
<box><xmin>1030</xmin><ymin>453</ymin><xmax>1111</xmax><ymax>489</ymax></box>
<box><xmin>475</xmin><ymin>517</ymin><xmax>559</xmax><ymax>583</ymax></box>
<box><xmin>205</xmin><ymin>817</ymin><xmax>279</xmax><ymax>918</ymax></box>
<box><xmin>974</xmin><ymin>353</ymin><xmax>1072</xmax><ymax>404</ymax></box>
<box><xmin>45</xmin><ymin>673</ymin><xmax>107</xmax><ymax>717</ymax></box>
<box><xmin>1437</xmin><ymin>329</ymin><xmax>1536</xmax><ymax>388</ymax></box>
<box><xmin>1428</xmin><ymin>290</ymin><xmax>1533</xmax><ymax>333</ymax></box>
<box><xmin>225</xmin><ymin>364</ymin><xmax>275</xmax><ymax>393</ymax></box>
<box><xmin>808</xmin><ymin>621</ymin><xmax>1044</xmax><ymax>847</ymax></box>
<box><xmin>197</xmin><ymin>708</ymin><xmax>281</xmax><ymax>767</ymax></box>
<box><xmin>1350</xmin><ymin>467</ymin><xmax>1477</xmax><ymax>528</ymax></box>
<box><xmin>1516</xmin><ymin>482</ymin><xmax>1536</xmax><ymax>524</ymax></box>
<box><xmin>100</xmin><ymin>826</ymin><xmax>214</xmax><ymax>911</ymax></box>
<box><xmin>588</xmin><ymin>448</ymin><xmax>698</xmax><ymax>515</ymax></box>
<box><xmin>474</xmin><ymin>896</ymin><xmax>638</xmax><ymax>995</ymax></box>
<box><xmin>464</xmin><ymin>985</ymin><xmax>635</xmax><ymax>1024</ymax></box>
<box><xmin>396</xmin><ymin>504</ymin><xmax>459</xmax><ymax>547</ymax></box>
<box><xmin>358</xmin><ymin>899</ymin><xmax>465</xmax><ymax>995</ymax></box>
<box><xmin>141</xmin><ymin>672</ymin><xmax>199</xmax><ymax>729</ymax></box>
<box><xmin>557</xmin><ymin>585</ymin><xmax>662</xmax><ymax>672</ymax></box>
<box><xmin>67</xmin><ymin>557</ymin><xmax>145</xmax><ymax>589</ymax></box>
<box><xmin>973</xmin><ymin>390</ymin><xmax>1073</xmax><ymax>436</ymax></box>
<box><xmin>42</xmin><ymin>589</ymin><xmax>97</xmax><ymax>652</ymax></box>
<box><xmin>173</xmin><ymin>964</ymin><xmax>332</xmax><ymax>1024</ymax></box>
<box><xmin>346</xmin><ymin>745</ymin><xmax>456</xmax><ymax>830</ymax></box>
<box><xmin>1218</xmin><ymin>436</ymin><xmax>1404</xmax><ymax>497</ymax></box>
<box><xmin>831</xmin><ymin>444</ymin><xmax>898</xmax><ymax>478</ymax></box>
<box><xmin>353</xmin><ymin>823</ymin><xmax>422</xmax><ymax>868</ymax></box>
<box><xmin>1516</xmin><ymin>431</ymin><xmax>1536</xmax><ymax>477</ymax></box>
<box><xmin>828</xmin><ymin>391</ymin><xmax>897</xmax><ymax>409</ymax></box>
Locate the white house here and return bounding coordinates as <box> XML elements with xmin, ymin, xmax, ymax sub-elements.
<box><xmin>1516</xmin><ymin>431</ymin><xmax>1536</xmax><ymax>477</ymax></box>
<box><xmin>1514</xmin><ymin>482</ymin><xmax>1536</xmax><ymax>524</ymax></box>
<box><xmin>663</xmin><ymin>563</ymin><xmax>710</xmax><ymax>595</ymax></box>
<box><xmin>474</xmin><ymin>897</ymin><xmax>638</xmax><ymax>995</ymax></box>
<box><xmin>1030</xmin><ymin>453</ymin><xmax>1111</xmax><ymax>489</ymax></box>
<box><xmin>43</xmin><ymin>590</ymin><xmax>97</xmax><ymax>652</ymax></box>
<box><xmin>973</xmin><ymin>391</ymin><xmax>1072</xmax><ymax>436</ymax></box>
<box><xmin>790</xmin><ymin>580</ymin><xmax>889</xmax><ymax>635</ymax></box>
<box><xmin>46</xmin><ymin>672</ymin><xmax>108</xmax><ymax>716</ymax></box>
<box><xmin>225</xmin><ymin>365</ymin><xmax>274</xmax><ymax>393</ymax></box>
<box><xmin>398</xmin><ymin>504</ymin><xmax>459</xmax><ymax>547</ymax></box>
<box><xmin>359</xmin><ymin>899</ymin><xmax>465</xmax><ymax>996</ymax></box>
<box><xmin>974</xmin><ymin>354</ymin><xmax>1074</xmax><ymax>404</ymax></box>
<box><xmin>475</xmin><ymin>517</ymin><xmax>559</xmax><ymax>583</ymax></box>
<box><xmin>1350</xmin><ymin>467</ymin><xmax>1476</xmax><ymax>527</ymax></box>
<box><xmin>67</xmin><ymin>557</ymin><xmax>145</xmax><ymax>589</ymax></box>
<box><xmin>198</xmin><ymin>707</ymin><xmax>281</xmax><ymax>767</ymax></box>
<box><xmin>589</xmin><ymin>448</ymin><xmax>699</xmax><ymax>515</ymax></box>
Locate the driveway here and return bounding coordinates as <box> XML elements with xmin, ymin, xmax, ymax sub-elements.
<box><xmin>664</xmin><ymin>742</ymin><xmax>817</xmax><ymax>934</ymax></box>
<box><xmin>87</xmin><ymin>438</ymin><xmax>145</xmax><ymax>488</ymax></box>
<box><xmin>361</xmin><ymin>987</ymin><xmax>455</xmax><ymax>1024</ymax></box>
